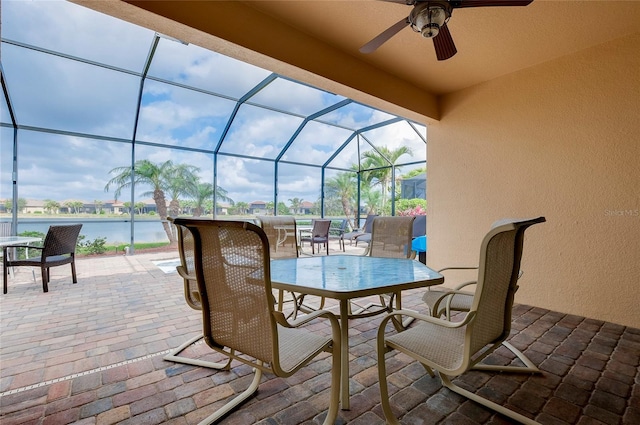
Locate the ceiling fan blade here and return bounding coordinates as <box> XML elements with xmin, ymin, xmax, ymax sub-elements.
<box><xmin>359</xmin><ymin>17</ymin><xmax>409</xmax><ymax>54</ymax></box>
<box><xmin>451</xmin><ymin>0</ymin><xmax>533</xmax><ymax>8</ymax></box>
<box><xmin>433</xmin><ymin>23</ymin><xmax>457</xmax><ymax>61</ymax></box>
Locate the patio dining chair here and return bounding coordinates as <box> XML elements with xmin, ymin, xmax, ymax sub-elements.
<box><xmin>422</xmin><ymin>219</ymin><xmax>522</xmax><ymax>319</ymax></box>
<box><xmin>3</xmin><ymin>224</ymin><xmax>82</xmax><ymax>294</ymax></box>
<box><xmin>300</xmin><ymin>219</ymin><xmax>331</xmax><ymax>255</ymax></box>
<box><xmin>377</xmin><ymin>217</ymin><xmax>545</xmax><ymax>425</ymax></box>
<box><xmin>164</xmin><ymin>218</ymin><xmax>234</xmax><ymax>370</ymax></box>
<box><xmin>172</xmin><ymin>218</ymin><xmax>341</xmax><ymax>425</ymax></box>
<box><xmin>256</xmin><ymin>215</ymin><xmax>299</xmax><ymax>258</ymax></box>
<box><xmin>350</xmin><ymin>216</ymin><xmax>416</xmax><ymax>329</ymax></box>
<box><xmin>256</xmin><ymin>215</ymin><xmax>304</xmax><ymax>316</ymax></box>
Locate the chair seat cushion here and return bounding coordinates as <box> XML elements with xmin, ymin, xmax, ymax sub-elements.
<box><xmin>8</xmin><ymin>254</ymin><xmax>73</xmax><ymax>268</ymax></box>
<box><xmin>386</xmin><ymin>322</ymin><xmax>466</xmax><ymax>372</ymax></box>
<box><xmin>423</xmin><ymin>290</ymin><xmax>473</xmax><ymax>316</ymax></box>
<box><xmin>278</xmin><ymin>325</ymin><xmax>332</xmax><ymax>373</ymax></box>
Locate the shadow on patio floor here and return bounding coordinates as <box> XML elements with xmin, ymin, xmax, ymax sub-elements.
<box><xmin>1</xmin><ymin>249</ymin><xmax>638</xmax><ymax>424</ymax></box>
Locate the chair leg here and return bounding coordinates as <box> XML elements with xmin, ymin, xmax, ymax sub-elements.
<box><xmin>472</xmin><ymin>341</ymin><xmax>540</xmax><ymax>373</ymax></box>
<box><xmin>41</xmin><ymin>266</ymin><xmax>49</xmax><ymax>293</ymax></box>
<box><xmin>3</xmin><ymin>262</ymin><xmax>8</xmax><ymax>294</ymax></box>
<box><xmin>440</xmin><ymin>373</ymin><xmax>541</xmax><ymax>425</ymax></box>
<box><xmin>164</xmin><ymin>334</ymin><xmax>234</xmax><ymax>369</ymax></box>
<box><xmin>197</xmin><ymin>366</ymin><xmax>263</xmax><ymax>425</ymax></box>
<box><xmin>71</xmin><ymin>261</ymin><xmax>78</xmax><ymax>284</ymax></box>
<box><xmin>377</xmin><ymin>334</ymin><xmax>402</xmax><ymax>425</ymax></box>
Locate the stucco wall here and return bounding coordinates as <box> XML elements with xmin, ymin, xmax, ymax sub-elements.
<box><xmin>427</xmin><ymin>33</ymin><xmax>640</xmax><ymax>328</ymax></box>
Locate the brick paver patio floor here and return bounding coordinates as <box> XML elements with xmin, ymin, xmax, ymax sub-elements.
<box><xmin>1</xmin><ymin>242</ymin><xmax>639</xmax><ymax>424</ymax></box>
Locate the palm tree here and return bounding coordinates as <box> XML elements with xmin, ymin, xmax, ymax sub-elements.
<box><xmin>235</xmin><ymin>201</ymin><xmax>249</xmax><ymax>215</ymax></box>
<box><xmin>43</xmin><ymin>199</ymin><xmax>60</xmax><ymax>214</ymax></box>
<box><xmin>164</xmin><ymin>163</ymin><xmax>200</xmax><ymax>218</ymax></box>
<box><xmin>184</xmin><ymin>180</ymin><xmax>233</xmax><ymax>217</ymax></box>
<box><xmin>288</xmin><ymin>197</ymin><xmax>303</xmax><ymax>214</ymax></box>
<box><xmin>361</xmin><ymin>186</ymin><xmax>381</xmax><ymax>215</ymax></box>
<box><xmin>360</xmin><ymin>146</ymin><xmax>413</xmax><ymax>212</ymax></box>
<box><xmin>105</xmin><ymin>159</ymin><xmax>175</xmax><ymax>243</ymax></box>
<box><xmin>325</xmin><ymin>172</ymin><xmax>356</xmax><ymax>226</ymax></box>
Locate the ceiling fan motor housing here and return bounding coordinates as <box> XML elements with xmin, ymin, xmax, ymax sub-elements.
<box><xmin>409</xmin><ymin>1</ymin><xmax>452</xmax><ymax>39</ymax></box>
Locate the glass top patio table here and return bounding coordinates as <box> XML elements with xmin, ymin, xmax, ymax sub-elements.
<box><xmin>270</xmin><ymin>255</ymin><xmax>443</xmax><ymax>409</ymax></box>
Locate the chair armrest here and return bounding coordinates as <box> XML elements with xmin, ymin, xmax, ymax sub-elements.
<box><xmin>274</xmin><ymin>308</ymin><xmax>336</xmax><ymax>328</ymax></box>
<box><xmin>273</xmin><ymin>309</ymin><xmax>342</xmax><ymax>350</ymax></box>
<box><xmin>3</xmin><ymin>245</ymin><xmax>43</xmax><ymax>259</ymax></box>
<box><xmin>381</xmin><ymin>308</ymin><xmax>476</xmax><ymax>331</ymax></box>
<box><xmin>430</xmin><ymin>289</ymin><xmax>474</xmax><ymax>317</ymax></box>
<box><xmin>453</xmin><ymin>280</ymin><xmax>478</xmax><ymax>290</ymax></box>
<box><xmin>437</xmin><ymin>266</ymin><xmax>478</xmax><ymax>273</ymax></box>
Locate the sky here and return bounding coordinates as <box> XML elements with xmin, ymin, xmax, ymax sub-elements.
<box><xmin>0</xmin><ymin>0</ymin><xmax>426</xmax><ymax>207</ymax></box>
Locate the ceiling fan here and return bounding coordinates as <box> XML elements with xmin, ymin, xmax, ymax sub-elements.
<box><xmin>360</xmin><ymin>0</ymin><xmax>534</xmax><ymax>61</ymax></box>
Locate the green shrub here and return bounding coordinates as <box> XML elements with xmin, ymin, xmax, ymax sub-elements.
<box><xmin>78</xmin><ymin>236</ymin><xmax>108</xmax><ymax>255</ymax></box>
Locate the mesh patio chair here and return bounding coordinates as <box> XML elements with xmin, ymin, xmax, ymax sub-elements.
<box><xmin>172</xmin><ymin>218</ymin><xmax>341</xmax><ymax>425</ymax></box>
<box><xmin>3</xmin><ymin>224</ymin><xmax>82</xmax><ymax>293</ymax></box>
<box><xmin>343</xmin><ymin>214</ymin><xmax>377</xmax><ymax>246</ymax></box>
<box><xmin>256</xmin><ymin>216</ymin><xmax>305</xmax><ymax>316</ymax></box>
<box><xmin>350</xmin><ymin>216</ymin><xmax>416</xmax><ymax>329</ymax></box>
<box><xmin>164</xmin><ymin>218</ymin><xmax>234</xmax><ymax>370</ymax></box>
<box><xmin>377</xmin><ymin>217</ymin><xmax>545</xmax><ymax>425</ymax></box>
<box><xmin>422</xmin><ymin>219</ymin><xmax>519</xmax><ymax>319</ymax></box>
<box><xmin>256</xmin><ymin>215</ymin><xmax>299</xmax><ymax>259</ymax></box>
<box><xmin>300</xmin><ymin>219</ymin><xmax>331</xmax><ymax>255</ymax></box>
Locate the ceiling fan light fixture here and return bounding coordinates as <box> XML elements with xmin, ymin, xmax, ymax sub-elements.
<box><xmin>409</xmin><ymin>2</ymin><xmax>451</xmax><ymax>39</ymax></box>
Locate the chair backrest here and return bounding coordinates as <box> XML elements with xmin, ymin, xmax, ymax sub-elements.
<box><xmin>0</xmin><ymin>222</ymin><xmax>12</xmax><ymax>237</ymax></box>
<box><xmin>257</xmin><ymin>216</ymin><xmax>298</xmax><ymax>259</ymax></box>
<box><xmin>412</xmin><ymin>215</ymin><xmax>426</xmax><ymax>238</ymax></box>
<box><xmin>41</xmin><ymin>224</ymin><xmax>83</xmax><ymax>257</ymax></box>
<box><xmin>171</xmin><ymin>218</ymin><xmax>202</xmax><ymax>310</ymax></box>
<box><xmin>362</xmin><ymin>214</ymin><xmax>378</xmax><ymax>233</ymax></box>
<box><xmin>175</xmin><ymin>219</ymin><xmax>278</xmax><ymax>364</ymax></box>
<box><xmin>311</xmin><ymin>219</ymin><xmax>331</xmax><ymax>239</ymax></box>
<box><xmin>329</xmin><ymin>219</ymin><xmax>348</xmax><ymax>235</ymax></box>
<box><xmin>368</xmin><ymin>216</ymin><xmax>415</xmax><ymax>258</ymax></box>
<box><xmin>465</xmin><ymin>217</ymin><xmax>546</xmax><ymax>357</ymax></box>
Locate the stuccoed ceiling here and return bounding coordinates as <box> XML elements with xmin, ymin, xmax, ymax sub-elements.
<box><xmin>76</xmin><ymin>0</ymin><xmax>640</xmax><ymax>122</ymax></box>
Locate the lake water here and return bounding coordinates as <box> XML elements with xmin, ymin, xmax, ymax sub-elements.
<box><xmin>8</xmin><ymin>218</ymin><xmax>170</xmax><ymax>244</ymax></box>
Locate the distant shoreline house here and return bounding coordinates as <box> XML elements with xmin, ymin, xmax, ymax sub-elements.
<box><xmin>248</xmin><ymin>201</ymin><xmax>267</xmax><ymax>215</ymax></box>
<box><xmin>290</xmin><ymin>201</ymin><xmax>314</xmax><ymax>215</ymax></box>
<box><xmin>216</xmin><ymin>203</ymin><xmax>232</xmax><ymax>215</ymax></box>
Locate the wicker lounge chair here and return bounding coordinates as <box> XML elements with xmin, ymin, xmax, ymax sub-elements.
<box><xmin>377</xmin><ymin>217</ymin><xmax>545</xmax><ymax>425</ymax></box>
<box><xmin>172</xmin><ymin>219</ymin><xmax>341</xmax><ymax>425</ymax></box>
<box><xmin>343</xmin><ymin>213</ymin><xmax>377</xmax><ymax>246</ymax></box>
<box><xmin>3</xmin><ymin>224</ymin><xmax>82</xmax><ymax>293</ymax></box>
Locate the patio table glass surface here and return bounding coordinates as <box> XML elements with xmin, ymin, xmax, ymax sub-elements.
<box><xmin>269</xmin><ymin>255</ymin><xmax>444</xmax><ymax>409</ymax></box>
<box><xmin>0</xmin><ymin>236</ymin><xmax>42</xmax><ymax>246</ymax></box>
<box><xmin>270</xmin><ymin>255</ymin><xmax>442</xmax><ymax>298</ymax></box>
